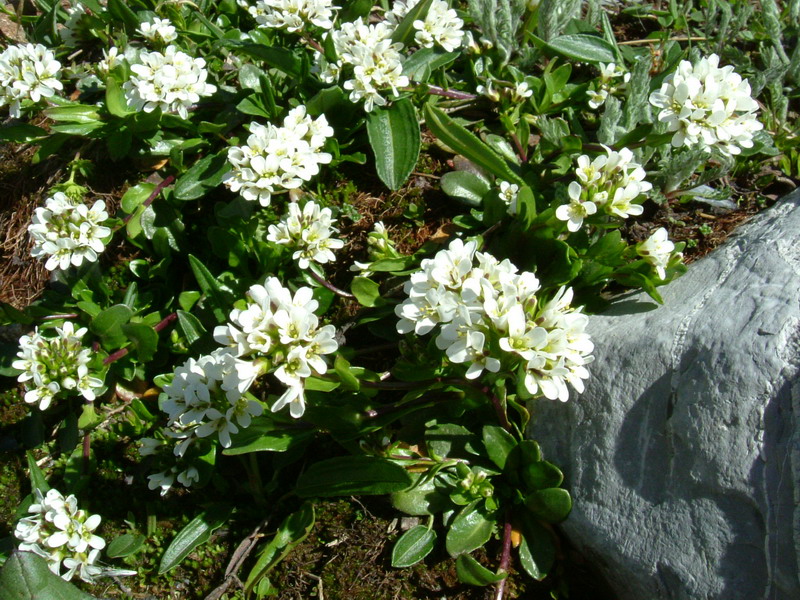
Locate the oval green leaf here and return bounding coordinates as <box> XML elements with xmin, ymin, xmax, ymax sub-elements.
<box><xmin>545</xmin><ymin>34</ymin><xmax>617</xmax><ymax>64</ymax></box>
<box><xmin>482</xmin><ymin>425</ymin><xmax>517</xmax><ymax>470</ymax></box>
<box><xmin>159</xmin><ymin>506</ymin><xmax>232</xmax><ymax>574</ymax></box>
<box><xmin>366</xmin><ymin>98</ymin><xmax>421</xmax><ymax>191</ymax></box>
<box><xmin>456</xmin><ymin>553</ymin><xmax>506</xmax><ymax>586</ymax></box>
<box><xmin>0</xmin><ymin>551</ymin><xmax>94</xmax><ymax>599</ymax></box>
<box><xmin>525</xmin><ymin>488</ymin><xmax>572</xmax><ymax>523</ymax></box>
<box><xmin>106</xmin><ymin>533</ymin><xmax>146</xmax><ymax>558</ymax></box>
<box><xmin>296</xmin><ymin>456</ymin><xmax>413</xmax><ymax>498</ymax></box>
<box><xmin>391</xmin><ymin>525</ymin><xmax>437</xmax><ymax>568</ymax></box>
<box><xmin>445</xmin><ymin>503</ymin><xmax>496</xmax><ymax>556</ymax></box>
<box><xmin>440</xmin><ymin>171</ymin><xmax>491</xmax><ymax>207</ymax></box>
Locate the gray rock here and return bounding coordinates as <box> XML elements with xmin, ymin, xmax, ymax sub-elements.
<box><xmin>530</xmin><ymin>191</ymin><xmax>800</xmax><ymax>600</ymax></box>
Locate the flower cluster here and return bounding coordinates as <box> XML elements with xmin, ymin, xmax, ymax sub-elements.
<box><xmin>386</xmin><ymin>0</ymin><xmax>465</xmax><ymax>52</ymax></box>
<box><xmin>586</xmin><ymin>62</ymin><xmax>629</xmax><ymax>109</ymax></box>
<box><xmin>350</xmin><ymin>221</ymin><xmax>404</xmax><ymax>273</ymax></box>
<box><xmin>224</xmin><ymin>106</ymin><xmax>333</xmax><ymax>206</ymax></box>
<box><xmin>14</xmin><ymin>488</ymin><xmax>130</xmax><ymax>583</ymax></box>
<box><xmin>60</xmin><ymin>3</ymin><xmax>89</xmax><ymax>47</ymax></box>
<box><xmin>29</xmin><ymin>192</ymin><xmax>111</xmax><ymax>271</ymax></box>
<box><xmin>267</xmin><ymin>200</ymin><xmax>344</xmax><ymax>268</ymax></box>
<box><xmin>396</xmin><ymin>239</ymin><xmax>593</xmax><ymax>401</ymax></box>
<box><xmin>320</xmin><ymin>18</ymin><xmax>409</xmax><ymax>112</ymax></box>
<box><xmin>159</xmin><ymin>348</ymin><xmax>263</xmax><ymax>451</ymax></box>
<box><xmin>13</xmin><ymin>322</ymin><xmax>104</xmax><ymax>410</ymax></box>
<box><xmin>214</xmin><ymin>278</ymin><xmax>339</xmax><ymax>417</ymax></box>
<box><xmin>138</xmin><ymin>17</ymin><xmax>179</xmax><ymax>43</ymax></box>
<box><xmin>556</xmin><ymin>147</ymin><xmax>652</xmax><ymax>231</ymax></box>
<box><xmin>649</xmin><ymin>53</ymin><xmax>762</xmax><ymax>155</ymax></box>
<box><xmin>0</xmin><ymin>43</ymin><xmax>62</xmax><ymax>118</ymax></box>
<box><xmin>637</xmin><ymin>227</ymin><xmax>678</xmax><ymax>279</ymax></box>
<box><xmin>238</xmin><ymin>0</ymin><xmax>337</xmax><ymax>32</ymax></box>
<box><xmin>123</xmin><ymin>45</ymin><xmax>216</xmax><ymax>119</ymax></box>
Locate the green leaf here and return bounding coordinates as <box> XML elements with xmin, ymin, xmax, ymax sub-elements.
<box><xmin>229</xmin><ymin>42</ymin><xmax>304</xmax><ymax>79</ymax></box>
<box><xmin>391</xmin><ymin>0</ymin><xmax>434</xmax><ymax>46</ymax></box>
<box><xmin>159</xmin><ymin>506</ymin><xmax>232</xmax><ymax>574</ymax></box>
<box><xmin>525</xmin><ymin>488</ymin><xmax>572</xmax><ymax>523</ymax></box>
<box><xmin>445</xmin><ymin>503</ymin><xmax>495</xmax><ymax>556</ymax></box>
<box><xmin>0</xmin><ymin>551</ymin><xmax>94</xmax><ymax>599</ymax></box>
<box><xmin>426</xmin><ymin>423</ymin><xmax>479</xmax><ymax>460</ymax></box>
<box><xmin>423</xmin><ymin>104</ymin><xmax>523</xmax><ymax>185</ymax></box>
<box><xmin>0</xmin><ymin>124</ymin><xmax>47</xmax><ymax>143</ymax></box>
<box><xmin>106</xmin><ymin>533</ymin><xmax>146</xmax><ymax>558</ymax></box>
<box><xmin>391</xmin><ymin>525</ymin><xmax>437</xmax><ymax>568</ymax></box>
<box><xmin>517</xmin><ymin>516</ymin><xmax>555</xmax><ymax>580</ymax></box>
<box><xmin>25</xmin><ymin>451</ymin><xmax>49</xmax><ymax>494</ymax></box>
<box><xmin>105</xmin><ymin>77</ymin><xmax>132</xmax><ymax>117</ymax></box>
<box><xmin>43</xmin><ymin>104</ymin><xmax>102</xmax><ymax>123</ymax></box>
<box><xmin>187</xmin><ymin>255</ymin><xmax>228</xmax><ymax>322</ymax></box>
<box><xmin>351</xmin><ymin>276</ymin><xmax>381</xmax><ymax>307</ymax></box>
<box><xmin>176</xmin><ymin>310</ymin><xmax>206</xmax><ymax>345</ymax></box>
<box><xmin>366</xmin><ymin>98</ymin><xmax>420</xmax><ymax>191</ymax></box>
<box><xmin>223</xmin><ymin>416</ymin><xmax>314</xmax><ymax>455</ymax></box>
<box><xmin>122</xmin><ymin>323</ymin><xmax>159</xmax><ymax>362</ymax></box>
<box><xmin>533</xmin><ymin>32</ymin><xmax>617</xmax><ymax>64</ymax></box>
<box><xmin>482</xmin><ymin>425</ymin><xmax>517</xmax><ymax>470</ymax></box>
<box><xmin>107</xmin><ymin>0</ymin><xmax>140</xmax><ymax>31</ymax></box>
<box><xmin>402</xmin><ymin>47</ymin><xmax>459</xmax><ymax>81</ymax></box>
<box><xmin>391</xmin><ymin>473</ymin><xmax>451</xmax><ymax>516</ymax></box>
<box><xmin>440</xmin><ymin>171</ymin><xmax>491</xmax><ymax>207</ymax></box>
<box><xmin>77</xmin><ymin>404</ymin><xmax>102</xmax><ymax>430</ymax></box>
<box><xmin>121</xmin><ymin>183</ymin><xmax>156</xmax><ymax>214</ymax></box>
<box><xmin>244</xmin><ymin>503</ymin><xmax>315</xmax><ymax>594</ymax></box>
<box><xmin>173</xmin><ymin>152</ymin><xmax>229</xmax><ymax>201</ymax></box>
<box><xmin>296</xmin><ymin>456</ymin><xmax>413</xmax><ymax>498</ymax></box>
<box><xmin>456</xmin><ymin>553</ymin><xmax>506</xmax><ymax>586</ymax></box>
<box><xmin>521</xmin><ymin>461</ymin><xmax>563</xmax><ymax>491</ymax></box>
<box><xmin>90</xmin><ymin>304</ymin><xmax>134</xmax><ymax>349</ymax></box>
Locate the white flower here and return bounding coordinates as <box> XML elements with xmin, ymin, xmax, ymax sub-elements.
<box><xmin>138</xmin><ymin>17</ymin><xmax>179</xmax><ymax>43</ymax></box>
<box><xmin>213</xmin><ymin>278</ymin><xmax>338</xmax><ymax>418</ymax></box>
<box><xmin>556</xmin><ymin>182</ymin><xmax>598</xmax><ymax>231</ymax></box>
<box><xmin>60</xmin><ymin>3</ymin><xmax>88</xmax><ymax>47</ymax></box>
<box><xmin>123</xmin><ymin>45</ymin><xmax>216</xmax><ymax>119</ymax></box>
<box><xmin>649</xmin><ymin>53</ymin><xmax>762</xmax><ymax>156</ymax></box>
<box><xmin>637</xmin><ymin>227</ymin><xmax>676</xmax><ymax>279</ymax></box>
<box><xmin>396</xmin><ymin>239</ymin><xmax>593</xmax><ymax>399</ymax></box>
<box><xmin>224</xmin><ymin>106</ymin><xmax>333</xmax><ymax>206</ymax></box>
<box><xmin>29</xmin><ymin>193</ymin><xmax>110</xmax><ymax>271</ymax></box>
<box><xmin>13</xmin><ymin>322</ymin><xmax>103</xmax><ymax>410</ymax></box>
<box><xmin>240</xmin><ymin>0</ymin><xmax>338</xmax><ymax>32</ymax></box>
<box><xmin>268</xmin><ymin>200</ymin><xmax>344</xmax><ymax>268</ymax></box>
<box><xmin>324</xmin><ymin>18</ymin><xmax>409</xmax><ymax>112</ymax></box>
<box><xmin>0</xmin><ymin>43</ymin><xmax>63</xmax><ymax>117</ymax></box>
<box><xmin>512</xmin><ymin>81</ymin><xmax>533</xmax><ymax>102</ymax></box>
<box><xmin>587</xmin><ymin>87</ymin><xmax>609</xmax><ymax>109</ymax></box>
<box><xmin>387</xmin><ymin>0</ymin><xmax>465</xmax><ymax>52</ymax></box>
<box><xmin>14</xmin><ymin>488</ymin><xmax>119</xmax><ymax>583</ymax></box>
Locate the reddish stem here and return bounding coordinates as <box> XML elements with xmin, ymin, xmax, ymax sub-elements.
<box><xmin>121</xmin><ymin>175</ymin><xmax>176</xmax><ymax>224</ymax></box>
<box><xmin>426</xmin><ymin>85</ymin><xmax>477</xmax><ymax>100</ymax></box>
<box><xmin>307</xmin><ymin>269</ymin><xmax>354</xmax><ymax>299</ymax></box>
<box><xmin>103</xmin><ymin>312</ymin><xmax>177</xmax><ymax>365</ymax></box>
<box><xmin>490</xmin><ymin>392</ymin><xmax>513</xmax><ymax>432</ymax></box>
<box><xmin>495</xmin><ymin>515</ymin><xmax>514</xmax><ymax>600</ymax></box>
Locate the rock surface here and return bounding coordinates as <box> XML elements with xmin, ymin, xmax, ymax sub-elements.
<box><xmin>530</xmin><ymin>191</ymin><xmax>800</xmax><ymax>600</ymax></box>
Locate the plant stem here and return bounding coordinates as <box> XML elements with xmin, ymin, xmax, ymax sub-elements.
<box><xmin>103</xmin><ymin>312</ymin><xmax>177</xmax><ymax>365</ymax></box>
<box><xmin>121</xmin><ymin>175</ymin><xmax>176</xmax><ymax>224</ymax></box>
<box><xmin>41</xmin><ymin>313</ymin><xmax>79</xmax><ymax>321</ymax></box>
<box><xmin>494</xmin><ymin>514</ymin><xmax>514</xmax><ymax>600</ymax></box>
<box><xmin>307</xmin><ymin>269</ymin><xmax>354</xmax><ymax>299</ymax></box>
<box><xmin>413</xmin><ymin>85</ymin><xmax>477</xmax><ymax>100</ymax></box>
<box><xmin>490</xmin><ymin>392</ymin><xmax>513</xmax><ymax>432</ymax></box>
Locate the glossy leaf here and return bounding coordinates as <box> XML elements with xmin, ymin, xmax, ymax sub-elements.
<box><xmin>539</xmin><ymin>33</ymin><xmax>617</xmax><ymax>64</ymax></box>
<box><xmin>0</xmin><ymin>551</ymin><xmax>93</xmax><ymax>599</ymax></box>
<box><xmin>173</xmin><ymin>152</ymin><xmax>229</xmax><ymax>201</ymax></box>
<box><xmin>106</xmin><ymin>533</ymin><xmax>146</xmax><ymax>558</ymax></box>
<box><xmin>482</xmin><ymin>425</ymin><xmax>517</xmax><ymax>470</ymax></box>
<box><xmin>366</xmin><ymin>98</ymin><xmax>420</xmax><ymax>191</ymax></box>
<box><xmin>517</xmin><ymin>517</ymin><xmax>556</xmax><ymax>581</ymax></box>
<box><xmin>445</xmin><ymin>503</ymin><xmax>495</xmax><ymax>556</ymax></box>
<box><xmin>391</xmin><ymin>473</ymin><xmax>451</xmax><ymax>516</ymax></box>
<box><xmin>105</xmin><ymin>77</ymin><xmax>132</xmax><ymax>117</ymax></box>
<box><xmin>25</xmin><ymin>451</ymin><xmax>49</xmax><ymax>494</ymax></box>
<box><xmin>90</xmin><ymin>304</ymin><xmax>134</xmax><ymax>349</ymax></box>
<box><xmin>296</xmin><ymin>456</ymin><xmax>412</xmax><ymax>498</ymax></box>
<box><xmin>521</xmin><ymin>461</ymin><xmax>564</xmax><ymax>491</ymax></box>
<box><xmin>525</xmin><ymin>488</ymin><xmax>572</xmax><ymax>523</ymax></box>
<box><xmin>391</xmin><ymin>0</ymin><xmax>434</xmax><ymax>46</ymax></box>
<box><xmin>122</xmin><ymin>323</ymin><xmax>159</xmax><ymax>362</ymax></box>
<box><xmin>440</xmin><ymin>171</ymin><xmax>491</xmax><ymax>207</ymax></box>
<box><xmin>351</xmin><ymin>276</ymin><xmax>381</xmax><ymax>307</ymax></box>
<box><xmin>187</xmin><ymin>255</ymin><xmax>228</xmax><ymax>322</ymax></box>
<box><xmin>159</xmin><ymin>506</ymin><xmax>232</xmax><ymax>574</ymax></box>
<box><xmin>423</xmin><ymin>104</ymin><xmax>523</xmax><ymax>185</ymax></box>
<box><xmin>456</xmin><ymin>553</ymin><xmax>506</xmax><ymax>586</ymax></box>
<box><xmin>391</xmin><ymin>525</ymin><xmax>436</xmax><ymax>567</ymax></box>
<box><xmin>223</xmin><ymin>416</ymin><xmax>314</xmax><ymax>455</ymax></box>
<box><xmin>176</xmin><ymin>310</ymin><xmax>206</xmax><ymax>345</ymax></box>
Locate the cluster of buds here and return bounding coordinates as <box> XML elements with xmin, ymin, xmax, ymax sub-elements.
<box><xmin>29</xmin><ymin>192</ymin><xmax>111</xmax><ymax>271</ymax></box>
<box><xmin>13</xmin><ymin>322</ymin><xmax>104</xmax><ymax>411</ymax></box>
<box><xmin>224</xmin><ymin>106</ymin><xmax>334</xmax><ymax>206</ymax></box>
<box><xmin>396</xmin><ymin>238</ymin><xmax>593</xmax><ymax>402</ymax></box>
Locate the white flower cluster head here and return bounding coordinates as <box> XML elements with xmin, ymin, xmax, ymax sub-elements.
<box><xmin>14</xmin><ymin>488</ymin><xmax>132</xmax><ymax>583</ymax></box>
<box><xmin>395</xmin><ymin>239</ymin><xmax>594</xmax><ymax>401</ymax></box>
<box><xmin>238</xmin><ymin>0</ymin><xmax>337</xmax><ymax>32</ymax></box>
<box><xmin>321</xmin><ymin>18</ymin><xmax>409</xmax><ymax>112</ymax></box>
<box><xmin>557</xmin><ymin>146</ymin><xmax>652</xmax><ymax>231</ymax></box>
<box><xmin>587</xmin><ymin>62</ymin><xmax>630</xmax><ymax>109</ymax></box>
<box><xmin>29</xmin><ymin>192</ymin><xmax>111</xmax><ymax>271</ymax></box>
<box><xmin>0</xmin><ymin>43</ymin><xmax>63</xmax><ymax>118</ymax></box>
<box><xmin>214</xmin><ymin>278</ymin><xmax>339</xmax><ymax>418</ymax></box>
<box><xmin>160</xmin><ymin>348</ymin><xmax>263</xmax><ymax>452</ymax></box>
<box><xmin>60</xmin><ymin>3</ymin><xmax>88</xmax><ymax>47</ymax></box>
<box><xmin>138</xmin><ymin>17</ymin><xmax>179</xmax><ymax>43</ymax></box>
<box><xmin>637</xmin><ymin>227</ymin><xmax>678</xmax><ymax>279</ymax></box>
<box><xmin>13</xmin><ymin>322</ymin><xmax>104</xmax><ymax>410</ymax></box>
<box><xmin>224</xmin><ymin>106</ymin><xmax>333</xmax><ymax>206</ymax></box>
<box><xmin>649</xmin><ymin>53</ymin><xmax>763</xmax><ymax>156</ymax></box>
<box><xmin>267</xmin><ymin>200</ymin><xmax>344</xmax><ymax>268</ymax></box>
<box><xmin>386</xmin><ymin>0</ymin><xmax>465</xmax><ymax>52</ymax></box>
<box><xmin>123</xmin><ymin>45</ymin><xmax>216</xmax><ymax>119</ymax></box>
